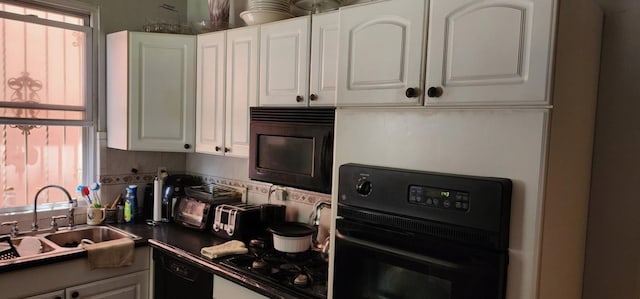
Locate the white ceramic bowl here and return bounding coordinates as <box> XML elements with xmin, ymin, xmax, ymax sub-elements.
<box><xmin>272</xmin><ymin>234</ymin><xmax>312</xmax><ymax>253</ymax></box>
<box><xmin>240</xmin><ymin>10</ymin><xmax>294</xmax><ymax>26</ymax></box>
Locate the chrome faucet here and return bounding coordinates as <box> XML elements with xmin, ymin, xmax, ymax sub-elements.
<box><xmin>32</xmin><ymin>185</ymin><xmax>75</xmax><ymax>231</ymax></box>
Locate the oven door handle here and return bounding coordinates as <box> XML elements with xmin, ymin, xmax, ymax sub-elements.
<box><xmin>336</xmin><ymin>229</ymin><xmax>465</xmax><ymax>271</ymax></box>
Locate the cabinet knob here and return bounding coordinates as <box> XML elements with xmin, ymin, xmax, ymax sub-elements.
<box><xmin>309</xmin><ymin>94</ymin><xmax>318</xmax><ymax>101</ymax></box>
<box><xmin>184</xmin><ymin>144</ymin><xmax>191</xmax><ymax>149</ymax></box>
<box><xmin>215</xmin><ymin>146</ymin><xmax>221</xmax><ymax>152</ymax></box>
<box><xmin>224</xmin><ymin>147</ymin><xmax>230</xmax><ymax>153</ymax></box>
<box><xmin>405</xmin><ymin>87</ymin><xmax>420</xmax><ymax>98</ymax></box>
<box><xmin>427</xmin><ymin>86</ymin><xmax>443</xmax><ymax>98</ymax></box>
<box><xmin>55</xmin><ymin>297</ymin><xmax>62</xmax><ymax>299</ymax></box>
<box><xmin>71</xmin><ymin>291</ymin><xmax>79</xmax><ymax>298</ymax></box>
<box><xmin>296</xmin><ymin>95</ymin><xmax>304</xmax><ymax>103</ymax></box>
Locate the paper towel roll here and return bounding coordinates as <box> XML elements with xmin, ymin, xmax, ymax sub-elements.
<box><xmin>153</xmin><ymin>177</ymin><xmax>162</xmax><ymax>222</ymax></box>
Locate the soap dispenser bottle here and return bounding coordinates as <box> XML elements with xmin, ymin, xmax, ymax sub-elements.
<box><xmin>124</xmin><ymin>185</ymin><xmax>138</xmax><ymax>223</ymax></box>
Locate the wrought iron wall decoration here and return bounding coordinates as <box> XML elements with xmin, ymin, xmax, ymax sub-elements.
<box><xmin>7</xmin><ymin>71</ymin><xmax>42</xmax><ymax>135</ymax></box>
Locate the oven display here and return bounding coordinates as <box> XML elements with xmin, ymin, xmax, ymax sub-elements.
<box><xmin>409</xmin><ymin>186</ymin><xmax>470</xmax><ymax>211</ymax></box>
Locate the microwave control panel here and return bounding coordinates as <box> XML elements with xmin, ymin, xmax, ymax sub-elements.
<box><xmin>409</xmin><ymin>185</ymin><xmax>470</xmax><ymax>212</ymax></box>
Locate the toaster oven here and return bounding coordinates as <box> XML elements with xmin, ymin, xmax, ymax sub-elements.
<box><xmin>172</xmin><ymin>184</ymin><xmax>241</xmax><ymax>231</ymax></box>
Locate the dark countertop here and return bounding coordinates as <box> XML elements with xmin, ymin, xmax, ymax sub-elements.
<box><xmin>100</xmin><ymin>223</ymin><xmax>323</xmax><ymax>299</ymax></box>
<box><xmin>1</xmin><ymin>223</ymin><xmax>324</xmax><ymax>298</ymax></box>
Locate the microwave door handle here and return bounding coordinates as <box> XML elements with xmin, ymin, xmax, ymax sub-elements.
<box><xmin>335</xmin><ymin>229</ymin><xmax>465</xmax><ymax>271</ymax></box>
<box><xmin>321</xmin><ymin>134</ymin><xmax>331</xmax><ymax>184</ymax></box>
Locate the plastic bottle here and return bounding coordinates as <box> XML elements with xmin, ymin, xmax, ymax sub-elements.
<box><xmin>124</xmin><ymin>185</ymin><xmax>138</xmax><ymax>224</ymax></box>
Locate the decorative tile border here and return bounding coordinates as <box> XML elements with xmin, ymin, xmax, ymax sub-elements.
<box><xmin>100</xmin><ymin>173</ymin><xmax>156</xmax><ymax>185</ymax></box>
<box><xmin>99</xmin><ymin>172</ymin><xmax>331</xmax><ymax>206</ymax></box>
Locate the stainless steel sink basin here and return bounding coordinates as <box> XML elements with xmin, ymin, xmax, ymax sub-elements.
<box><xmin>44</xmin><ymin>226</ymin><xmax>137</xmax><ymax>248</ymax></box>
<box><xmin>12</xmin><ymin>236</ymin><xmax>57</xmax><ymax>255</ymax></box>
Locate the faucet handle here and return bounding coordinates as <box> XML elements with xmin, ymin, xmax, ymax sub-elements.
<box><xmin>51</xmin><ymin>215</ymin><xmax>67</xmax><ymax>232</ymax></box>
<box><xmin>1</xmin><ymin>221</ymin><xmax>19</xmax><ymax>237</ymax></box>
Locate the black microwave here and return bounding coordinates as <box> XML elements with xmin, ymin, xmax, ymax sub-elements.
<box><xmin>249</xmin><ymin>107</ymin><xmax>335</xmax><ymax>194</ymax></box>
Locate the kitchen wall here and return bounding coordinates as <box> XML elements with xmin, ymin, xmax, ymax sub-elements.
<box><xmin>582</xmin><ymin>1</ymin><xmax>640</xmax><ymax>298</ymax></box>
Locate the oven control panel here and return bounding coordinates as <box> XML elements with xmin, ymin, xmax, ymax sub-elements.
<box><xmin>409</xmin><ymin>185</ymin><xmax>470</xmax><ymax>212</ymax></box>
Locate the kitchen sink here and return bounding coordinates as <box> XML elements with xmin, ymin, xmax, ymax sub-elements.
<box><xmin>0</xmin><ymin>225</ymin><xmax>140</xmax><ymax>267</ymax></box>
<box><xmin>44</xmin><ymin>226</ymin><xmax>138</xmax><ymax>248</ymax></box>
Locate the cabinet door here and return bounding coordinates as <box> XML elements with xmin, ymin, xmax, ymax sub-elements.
<box><xmin>196</xmin><ymin>31</ymin><xmax>226</xmax><ymax>155</ymax></box>
<box><xmin>129</xmin><ymin>33</ymin><xmax>196</xmax><ymax>152</ymax></box>
<box><xmin>225</xmin><ymin>26</ymin><xmax>259</xmax><ymax>158</ymax></box>
<box><xmin>425</xmin><ymin>0</ymin><xmax>554</xmax><ymax>105</ymax></box>
<box><xmin>66</xmin><ymin>270</ymin><xmax>149</xmax><ymax>299</ymax></box>
<box><xmin>336</xmin><ymin>0</ymin><xmax>426</xmax><ymax>106</ymax></box>
<box><xmin>24</xmin><ymin>290</ymin><xmax>65</xmax><ymax>299</ymax></box>
<box><xmin>309</xmin><ymin>11</ymin><xmax>339</xmax><ymax>106</ymax></box>
<box><xmin>259</xmin><ymin>16</ymin><xmax>310</xmax><ymax>106</ymax></box>
<box><xmin>213</xmin><ymin>275</ymin><xmax>269</xmax><ymax>299</ymax></box>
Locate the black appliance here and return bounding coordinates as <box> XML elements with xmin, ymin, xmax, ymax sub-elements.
<box><xmin>220</xmin><ymin>238</ymin><xmax>328</xmax><ymax>299</ymax></box>
<box><xmin>153</xmin><ymin>248</ymin><xmax>213</xmax><ymax>299</ymax></box>
<box><xmin>333</xmin><ymin>163</ymin><xmax>512</xmax><ymax>299</ymax></box>
<box><xmin>249</xmin><ymin>107</ymin><xmax>335</xmax><ymax>194</ymax></box>
<box><xmin>211</xmin><ymin>203</ymin><xmax>263</xmax><ymax>240</ymax></box>
<box><xmin>161</xmin><ymin>174</ymin><xmax>202</xmax><ymax>222</ymax></box>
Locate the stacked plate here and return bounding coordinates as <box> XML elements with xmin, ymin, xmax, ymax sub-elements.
<box><xmin>240</xmin><ymin>0</ymin><xmax>294</xmax><ymax>26</ymax></box>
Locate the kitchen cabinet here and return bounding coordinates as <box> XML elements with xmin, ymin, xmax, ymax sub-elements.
<box><xmin>336</xmin><ymin>0</ymin><xmax>426</xmax><ymax>106</ymax></box>
<box><xmin>24</xmin><ymin>290</ymin><xmax>65</xmax><ymax>299</ymax></box>
<box><xmin>424</xmin><ymin>0</ymin><xmax>554</xmax><ymax>105</ymax></box>
<box><xmin>213</xmin><ymin>275</ymin><xmax>268</xmax><ymax>299</ymax></box>
<box><xmin>107</xmin><ymin>31</ymin><xmax>196</xmax><ymax>152</ymax></box>
<box><xmin>66</xmin><ymin>271</ymin><xmax>149</xmax><ymax>299</ymax></box>
<box><xmin>259</xmin><ymin>12</ymin><xmax>339</xmax><ymax>107</ymax></box>
<box><xmin>24</xmin><ymin>271</ymin><xmax>148</xmax><ymax>299</ymax></box>
<box><xmin>196</xmin><ymin>26</ymin><xmax>258</xmax><ymax>157</ymax></box>
<box><xmin>2</xmin><ymin>247</ymin><xmax>150</xmax><ymax>299</ymax></box>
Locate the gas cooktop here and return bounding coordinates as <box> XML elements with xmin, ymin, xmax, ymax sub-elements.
<box><xmin>220</xmin><ymin>239</ymin><xmax>328</xmax><ymax>299</ymax></box>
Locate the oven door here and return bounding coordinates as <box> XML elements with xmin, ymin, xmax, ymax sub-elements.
<box><xmin>333</xmin><ymin>219</ymin><xmax>507</xmax><ymax>299</ymax></box>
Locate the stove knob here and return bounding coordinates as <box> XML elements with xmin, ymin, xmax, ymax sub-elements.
<box><xmin>355</xmin><ymin>179</ymin><xmax>372</xmax><ymax>196</ymax></box>
<box><xmin>294</xmin><ymin>273</ymin><xmax>309</xmax><ymax>287</ymax></box>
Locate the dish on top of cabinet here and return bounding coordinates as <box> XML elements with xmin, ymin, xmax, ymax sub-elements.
<box><xmin>241</xmin><ymin>0</ymin><xmax>294</xmax><ymax>26</ymax></box>
<box><xmin>293</xmin><ymin>0</ymin><xmax>343</xmax><ymax>13</ymax></box>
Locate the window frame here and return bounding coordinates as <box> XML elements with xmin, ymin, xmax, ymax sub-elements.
<box><xmin>0</xmin><ymin>0</ymin><xmax>99</xmax><ymax>213</ymax></box>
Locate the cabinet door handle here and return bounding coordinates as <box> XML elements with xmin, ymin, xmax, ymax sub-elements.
<box><xmin>215</xmin><ymin>146</ymin><xmax>221</xmax><ymax>152</ymax></box>
<box><xmin>296</xmin><ymin>95</ymin><xmax>304</xmax><ymax>102</ymax></box>
<box><xmin>427</xmin><ymin>86</ymin><xmax>443</xmax><ymax>98</ymax></box>
<box><xmin>71</xmin><ymin>291</ymin><xmax>79</xmax><ymax>298</ymax></box>
<box><xmin>224</xmin><ymin>147</ymin><xmax>230</xmax><ymax>153</ymax></box>
<box><xmin>309</xmin><ymin>94</ymin><xmax>318</xmax><ymax>101</ymax></box>
<box><xmin>405</xmin><ymin>87</ymin><xmax>420</xmax><ymax>98</ymax></box>
<box><xmin>184</xmin><ymin>144</ymin><xmax>191</xmax><ymax>149</ymax></box>
<box><xmin>55</xmin><ymin>297</ymin><xmax>62</xmax><ymax>299</ymax></box>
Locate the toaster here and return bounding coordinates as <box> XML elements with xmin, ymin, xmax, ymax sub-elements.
<box><xmin>212</xmin><ymin>203</ymin><xmax>263</xmax><ymax>240</ymax></box>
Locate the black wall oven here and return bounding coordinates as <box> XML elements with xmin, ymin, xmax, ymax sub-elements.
<box><xmin>333</xmin><ymin>164</ymin><xmax>512</xmax><ymax>299</ymax></box>
<box><xmin>249</xmin><ymin>107</ymin><xmax>335</xmax><ymax>194</ymax></box>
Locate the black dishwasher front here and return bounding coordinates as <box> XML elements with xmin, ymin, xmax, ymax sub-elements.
<box><xmin>153</xmin><ymin>248</ymin><xmax>213</xmax><ymax>299</ymax></box>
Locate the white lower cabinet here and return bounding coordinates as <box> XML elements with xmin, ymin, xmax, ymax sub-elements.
<box><xmin>2</xmin><ymin>247</ymin><xmax>150</xmax><ymax>299</ymax></box>
<box><xmin>24</xmin><ymin>290</ymin><xmax>65</xmax><ymax>299</ymax></box>
<box><xmin>66</xmin><ymin>271</ymin><xmax>149</xmax><ymax>299</ymax></box>
<box><xmin>213</xmin><ymin>275</ymin><xmax>268</xmax><ymax>299</ymax></box>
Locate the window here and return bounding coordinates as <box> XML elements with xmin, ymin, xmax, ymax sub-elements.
<box><xmin>0</xmin><ymin>0</ymin><xmax>95</xmax><ymax>211</ymax></box>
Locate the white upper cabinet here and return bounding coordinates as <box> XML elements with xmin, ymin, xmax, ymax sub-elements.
<box><xmin>225</xmin><ymin>26</ymin><xmax>259</xmax><ymax>157</ymax></box>
<box><xmin>425</xmin><ymin>0</ymin><xmax>554</xmax><ymax>105</ymax></box>
<box><xmin>107</xmin><ymin>31</ymin><xmax>196</xmax><ymax>152</ymax></box>
<box><xmin>196</xmin><ymin>26</ymin><xmax>258</xmax><ymax>158</ymax></box>
<box><xmin>196</xmin><ymin>31</ymin><xmax>226</xmax><ymax>155</ymax></box>
<box><xmin>259</xmin><ymin>16</ymin><xmax>311</xmax><ymax>106</ymax></box>
<box><xmin>259</xmin><ymin>12</ymin><xmax>339</xmax><ymax>107</ymax></box>
<box><xmin>336</xmin><ymin>0</ymin><xmax>427</xmax><ymax>106</ymax></box>
<box><xmin>310</xmin><ymin>11</ymin><xmax>340</xmax><ymax>106</ymax></box>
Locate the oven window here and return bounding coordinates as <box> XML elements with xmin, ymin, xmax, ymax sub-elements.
<box><xmin>353</xmin><ymin>258</ymin><xmax>452</xmax><ymax>299</ymax></box>
<box><xmin>257</xmin><ymin>135</ymin><xmax>313</xmax><ymax>175</ymax></box>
